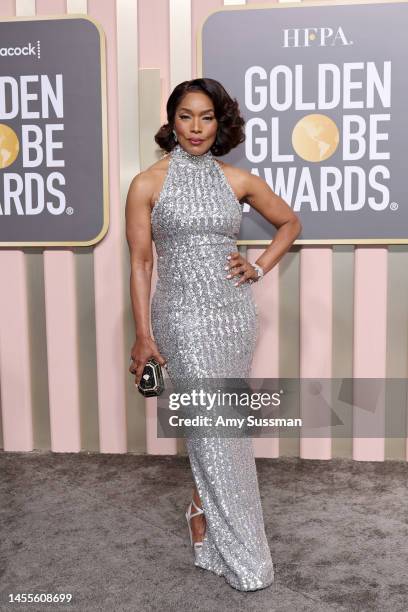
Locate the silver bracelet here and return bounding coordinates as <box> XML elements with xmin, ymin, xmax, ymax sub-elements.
<box><xmin>249</xmin><ymin>263</ymin><xmax>264</xmax><ymax>283</ymax></box>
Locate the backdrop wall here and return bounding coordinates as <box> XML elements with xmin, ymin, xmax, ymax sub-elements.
<box><xmin>0</xmin><ymin>0</ymin><xmax>407</xmax><ymax>462</ymax></box>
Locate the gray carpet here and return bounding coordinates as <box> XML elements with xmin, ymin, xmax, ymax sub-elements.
<box><xmin>0</xmin><ymin>451</ymin><xmax>407</xmax><ymax>611</ymax></box>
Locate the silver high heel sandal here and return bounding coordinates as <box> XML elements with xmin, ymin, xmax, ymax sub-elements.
<box><xmin>185</xmin><ymin>499</ymin><xmax>205</xmax><ymax>550</ymax></box>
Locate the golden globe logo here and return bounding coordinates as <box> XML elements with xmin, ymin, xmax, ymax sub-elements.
<box><xmin>0</xmin><ymin>73</ymin><xmax>66</xmax><ymax>216</ymax></box>
<box><xmin>283</xmin><ymin>26</ymin><xmax>353</xmax><ymax>48</ymax></box>
<box><xmin>292</xmin><ymin>114</ymin><xmax>339</xmax><ymax>163</ymax></box>
<box><xmin>244</xmin><ymin>61</ymin><xmax>392</xmax><ymax>213</ymax></box>
<box><xmin>0</xmin><ymin>124</ymin><xmax>19</xmax><ymax>168</ymax></box>
<box><xmin>0</xmin><ymin>17</ymin><xmax>106</xmax><ymax>245</ymax></box>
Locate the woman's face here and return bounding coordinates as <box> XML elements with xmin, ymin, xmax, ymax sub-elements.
<box><xmin>173</xmin><ymin>91</ymin><xmax>218</xmax><ymax>155</ymax></box>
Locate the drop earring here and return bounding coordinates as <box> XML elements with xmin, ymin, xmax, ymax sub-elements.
<box><xmin>172</xmin><ymin>129</ymin><xmax>178</xmax><ymax>142</ymax></box>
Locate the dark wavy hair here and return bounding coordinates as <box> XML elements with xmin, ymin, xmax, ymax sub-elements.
<box><xmin>154</xmin><ymin>78</ymin><xmax>245</xmax><ymax>156</ymax></box>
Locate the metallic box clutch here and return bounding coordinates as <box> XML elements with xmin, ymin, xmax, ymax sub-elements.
<box><xmin>136</xmin><ymin>357</ymin><xmax>165</xmax><ymax>397</ymax></box>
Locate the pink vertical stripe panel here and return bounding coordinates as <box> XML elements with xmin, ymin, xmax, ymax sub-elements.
<box><xmin>1</xmin><ymin>1</ymin><xmax>14</xmax><ymax>18</ymax></box>
<box><xmin>36</xmin><ymin>0</ymin><xmax>81</xmax><ymax>452</ymax></box>
<box><xmin>248</xmin><ymin>248</ymin><xmax>280</xmax><ymax>458</ymax></box>
<box><xmin>88</xmin><ymin>0</ymin><xmax>128</xmax><ymax>453</ymax></box>
<box><xmin>43</xmin><ymin>252</ymin><xmax>81</xmax><ymax>451</ymax></box>
<box><xmin>299</xmin><ymin>248</ymin><xmax>332</xmax><ymax>460</ymax></box>
<box><xmin>191</xmin><ymin>0</ymin><xmax>221</xmax><ymax>79</ymax></box>
<box><xmin>0</xmin><ymin>0</ymin><xmax>33</xmax><ymax>451</ymax></box>
<box><xmin>138</xmin><ymin>0</ymin><xmax>170</xmax><ymax>124</ymax></box>
<box><xmin>353</xmin><ymin>247</ymin><xmax>387</xmax><ymax>461</ymax></box>
<box><xmin>0</xmin><ymin>253</ymin><xmax>34</xmax><ymax>451</ymax></box>
<box><xmin>139</xmin><ymin>0</ymin><xmax>176</xmax><ymax>454</ymax></box>
<box><xmin>36</xmin><ymin>0</ymin><xmax>65</xmax><ymax>15</ymax></box>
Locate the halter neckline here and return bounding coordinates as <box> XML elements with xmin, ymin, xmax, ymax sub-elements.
<box><xmin>172</xmin><ymin>143</ymin><xmax>213</xmax><ymax>167</ymax></box>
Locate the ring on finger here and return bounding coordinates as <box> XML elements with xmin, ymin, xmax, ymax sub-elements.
<box><xmin>232</xmin><ymin>266</ymin><xmax>245</xmax><ymax>277</ymax></box>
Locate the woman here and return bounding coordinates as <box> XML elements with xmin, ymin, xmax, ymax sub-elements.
<box><xmin>126</xmin><ymin>78</ymin><xmax>301</xmax><ymax>591</ymax></box>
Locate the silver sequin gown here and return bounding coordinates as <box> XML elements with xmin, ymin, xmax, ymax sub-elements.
<box><xmin>150</xmin><ymin>143</ymin><xmax>274</xmax><ymax>591</ymax></box>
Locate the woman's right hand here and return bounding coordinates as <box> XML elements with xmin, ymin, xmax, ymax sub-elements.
<box><xmin>129</xmin><ymin>336</ymin><xmax>167</xmax><ymax>386</ymax></box>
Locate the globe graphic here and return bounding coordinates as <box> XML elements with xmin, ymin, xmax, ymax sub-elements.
<box><xmin>292</xmin><ymin>113</ymin><xmax>339</xmax><ymax>162</ymax></box>
<box><xmin>0</xmin><ymin>124</ymin><xmax>19</xmax><ymax>169</ymax></box>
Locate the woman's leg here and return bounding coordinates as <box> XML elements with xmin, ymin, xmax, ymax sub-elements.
<box><xmin>188</xmin><ymin>484</ymin><xmax>206</xmax><ymax>543</ymax></box>
<box><xmin>186</xmin><ymin>436</ymin><xmax>274</xmax><ymax>590</ymax></box>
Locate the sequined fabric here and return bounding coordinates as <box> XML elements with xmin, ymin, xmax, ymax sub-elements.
<box><xmin>150</xmin><ymin>143</ymin><xmax>274</xmax><ymax>591</ymax></box>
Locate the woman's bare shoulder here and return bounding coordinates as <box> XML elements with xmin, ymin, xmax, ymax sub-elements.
<box><xmin>145</xmin><ymin>151</ymin><xmax>171</xmax><ymax>172</ymax></box>
<box><xmin>138</xmin><ymin>152</ymin><xmax>171</xmax><ymax>182</ymax></box>
<box><xmin>130</xmin><ymin>153</ymin><xmax>171</xmax><ymax>209</ymax></box>
<box><xmin>128</xmin><ymin>153</ymin><xmax>171</xmax><ymax>203</ymax></box>
<box><xmin>214</xmin><ymin>158</ymin><xmax>249</xmax><ymax>178</ymax></box>
<box><xmin>214</xmin><ymin>158</ymin><xmax>250</xmax><ymax>200</ymax></box>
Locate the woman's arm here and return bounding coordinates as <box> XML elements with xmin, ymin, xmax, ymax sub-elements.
<box><xmin>240</xmin><ymin>171</ymin><xmax>302</xmax><ymax>274</ymax></box>
<box><xmin>125</xmin><ymin>171</ymin><xmax>167</xmax><ymax>383</ymax></box>
<box><xmin>125</xmin><ymin>172</ymin><xmax>154</xmax><ymax>339</ymax></box>
<box><xmin>220</xmin><ymin>165</ymin><xmax>302</xmax><ymax>286</ymax></box>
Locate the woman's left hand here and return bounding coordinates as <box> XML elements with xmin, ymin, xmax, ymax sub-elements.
<box><xmin>225</xmin><ymin>251</ymin><xmax>259</xmax><ymax>287</ymax></box>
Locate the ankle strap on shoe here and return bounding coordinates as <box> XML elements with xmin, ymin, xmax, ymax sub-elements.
<box><xmin>189</xmin><ymin>499</ymin><xmax>204</xmax><ymax>517</ymax></box>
